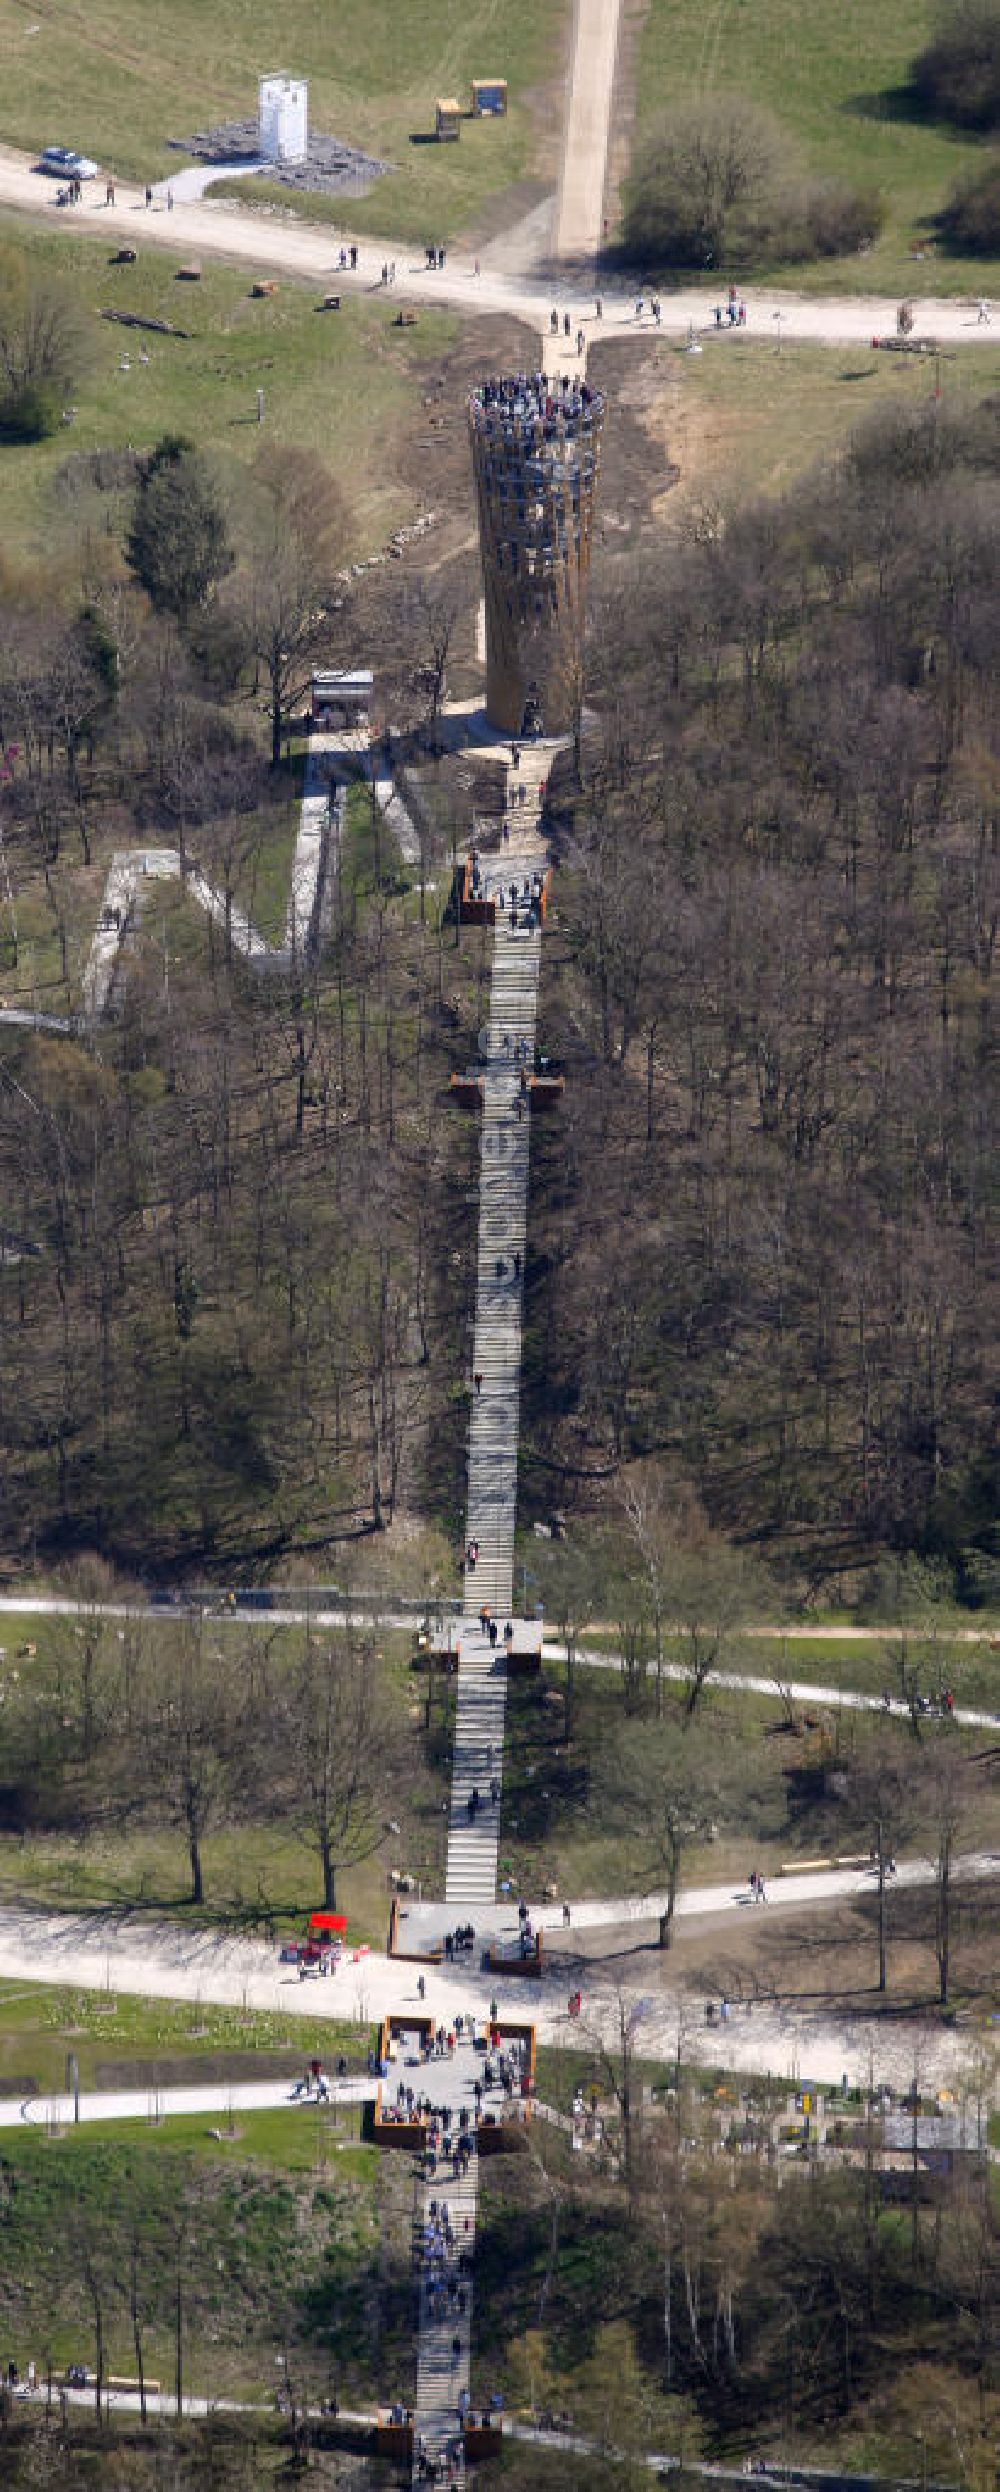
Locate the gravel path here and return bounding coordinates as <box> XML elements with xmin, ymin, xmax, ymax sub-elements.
<box><xmin>2</xmin><ymin>148</ymin><xmax>998</xmax><ymax>351</ymax></box>
<box><xmin>0</xmin><ymin>1885</ymin><xmax>989</xmax><ymax>2098</ymax></box>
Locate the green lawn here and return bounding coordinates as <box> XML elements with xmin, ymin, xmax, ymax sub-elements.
<box><xmin>0</xmin><ymin>0</ymin><xmax>566</xmax><ymax>243</ymax></box>
<box><xmin>640</xmin><ymin>333</ymin><xmax>1000</xmax><ymax>513</ymax></box>
<box><xmin>0</xmin><ymin>1614</ymin><xmax>447</xmax><ymax>1940</ymax></box>
<box><xmin>573</xmin><ymin>1618</ymin><xmax>1000</xmax><ymax>1709</ymax></box>
<box><xmin>0</xmin><ymin>2115</ymin><xmax>412</xmax><ymax>2406</ymax></box>
<box><xmin>634</xmin><ymin>0</ymin><xmax>1000</xmax><ymax>296</ymax></box>
<box><xmin>499</xmin><ymin>1668</ymin><xmax>1000</xmax><ymax>1904</ymax></box>
<box><xmin>0</xmin><ymin>1976</ymin><xmax>372</xmax><ymax>2097</ymax></box>
<box><xmin>0</xmin><ymin>208</ymin><xmax>456</xmax><ymax>565</ymax></box>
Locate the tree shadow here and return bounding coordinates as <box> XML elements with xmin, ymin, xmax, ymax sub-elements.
<box><xmin>844</xmin><ymin>80</ymin><xmax>985</xmax><ymax>138</ymax></box>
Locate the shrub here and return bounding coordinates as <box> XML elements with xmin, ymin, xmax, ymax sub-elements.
<box><xmin>623</xmin><ymin>98</ymin><xmax>881</xmax><ymax>270</ymax></box>
<box><xmin>911</xmin><ymin>0</ymin><xmax>1000</xmax><ymax>128</ymax></box>
<box><xmin>798</xmin><ymin>177</ymin><xmax>883</xmax><ymax>259</ymax></box>
<box><xmin>0</xmin><ymin>250</ymin><xmax>90</xmax><ymax>432</ymax></box>
<box><xmin>938</xmin><ymin>151</ymin><xmax>1000</xmax><ymax>249</ymax></box>
<box><xmin>624</xmin><ymin>97</ymin><xmax>783</xmax><ymax>268</ymax></box>
<box><xmin>0</xmin><ymin>380</ymin><xmax>62</xmax><ymax>442</ymax></box>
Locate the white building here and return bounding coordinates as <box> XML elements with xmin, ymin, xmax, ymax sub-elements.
<box><xmin>258</xmin><ymin>76</ymin><xmax>308</xmax><ymax>166</ymax></box>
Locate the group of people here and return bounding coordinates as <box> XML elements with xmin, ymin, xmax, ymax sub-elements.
<box><xmin>465</xmin><ymin>1778</ymin><xmax>500</xmax><ymax>1819</ymax></box>
<box><xmin>497</xmin><ymin>877</ymin><xmax>543</xmax><ymax>930</ymax></box>
<box><xmin>546</xmin><ymin>307</ymin><xmax>589</xmax><ymax>354</ymax></box>
<box><xmin>290</xmin><ymin>2057</ymin><xmax>331</xmax><ymax>2101</ymax></box>
<box><xmin>444</xmin><ymin>1923</ymin><xmax>476</xmax><ymax>1958</ymax></box>
<box><xmin>472</xmin><ymin>371</ymin><xmax>599</xmax><ymax>432</ymax></box>
<box><xmin>474</xmin><ymin>1603</ymin><xmax>515</xmax><ymax>1650</ymax></box>
<box><xmin>424</xmin><ymin>242</ymin><xmax>448</xmax><ymax>269</ymax></box>
<box><xmin>474</xmin><ymin>2037</ymin><xmax>530</xmax><ymax>2101</ymax></box>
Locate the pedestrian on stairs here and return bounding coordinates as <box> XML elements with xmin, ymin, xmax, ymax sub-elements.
<box><xmin>474</xmin><ymin>1371</ymin><xmax>483</xmax><ymax>1394</ymax></box>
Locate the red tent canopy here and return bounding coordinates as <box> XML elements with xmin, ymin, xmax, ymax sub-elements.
<box><xmin>309</xmin><ymin>1912</ymin><xmax>348</xmax><ymax>1932</ymax></box>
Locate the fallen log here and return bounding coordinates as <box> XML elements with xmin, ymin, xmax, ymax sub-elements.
<box><xmin>100</xmin><ymin>308</ymin><xmax>190</xmax><ymax>338</ymax></box>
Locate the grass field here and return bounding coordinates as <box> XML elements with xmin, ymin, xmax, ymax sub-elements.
<box><xmin>634</xmin><ymin>0</ymin><xmax>1000</xmax><ymax>296</ymax></box>
<box><xmin>0</xmin><ymin>1612</ymin><xmax>446</xmax><ymax>1939</ymax></box>
<box><xmin>573</xmin><ymin>1625</ymin><xmax>1000</xmax><ymax>1709</ymax></box>
<box><xmin>0</xmin><ymin>1977</ymin><xmax>371</xmax><ymax>2097</ymax></box>
<box><xmin>0</xmin><ymin>2114</ymin><xmax>412</xmax><ymax>2405</ymax></box>
<box><xmin>0</xmin><ymin>0</ymin><xmax>566</xmax><ymax>244</ymax></box>
<box><xmin>626</xmin><ymin>333</ymin><xmax>1000</xmax><ymax>520</ymax></box>
<box><xmin>0</xmin><ymin>209</ymin><xmax>456</xmax><ymax>566</ymax></box>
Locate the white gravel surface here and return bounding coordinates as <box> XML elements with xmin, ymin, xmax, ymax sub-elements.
<box><xmin>1</xmin><ymin>146</ymin><xmax>997</xmax><ymax>352</ymax></box>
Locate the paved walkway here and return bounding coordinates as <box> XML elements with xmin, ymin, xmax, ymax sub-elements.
<box><xmin>0</xmin><ymin>1900</ymin><xmax>986</xmax><ymax>2093</ymax></box>
<box><xmin>561</xmin><ymin>1646</ymin><xmax>1000</xmax><ymax>1731</ymax></box>
<box><xmin>2</xmin><ymin>2071</ymin><xmax>374</xmax><ymax>2130</ymax></box>
<box><xmin>81</xmin><ymin>735</ymin><xmax>343</xmax><ymax>1015</ymax></box>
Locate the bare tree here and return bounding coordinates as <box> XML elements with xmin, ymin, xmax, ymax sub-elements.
<box><xmin>923</xmin><ymin>1743</ymin><xmax>965</xmax><ymax>2007</ymax></box>
<box><xmin>602</xmin><ymin>1710</ymin><xmax>726</xmax><ymax>1947</ymax></box>
<box><xmin>281</xmin><ymin>1625</ymin><xmax>393</xmax><ymax>1910</ymax></box>
<box><xmin>241</xmin><ymin>446</ymin><xmax>347</xmax><ymax>769</ymax></box>
<box><xmin>537</xmin><ymin>1536</ymin><xmax>605</xmax><ymax>1744</ymax></box>
<box><xmin>850</xmin><ymin>1740</ymin><xmax>908</xmax><ymax>1993</ymax></box>
<box><xmin>141</xmin><ymin>1621</ymin><xmax>238</xmax><ymax>1906</ymax></box>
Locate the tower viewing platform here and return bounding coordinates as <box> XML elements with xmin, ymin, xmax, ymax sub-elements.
<box><xmin>469</xmin><ymin>374</ymin><xmax>604</xmax><ymax>738</ymax></box>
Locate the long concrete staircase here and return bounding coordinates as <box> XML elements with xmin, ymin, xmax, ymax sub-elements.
<box><xmin>412</xmin><ymin>756</ymin><xmax>552</xmax><ymax>2484</ymax></box>
<box><xmin>412</xmin><ymin>2166</ymin><xmax>478</xmax><ymax>2482</ymax></box>
<box><xmin>444</xmin><ymin>828</ymin><xmax>545</xmax><ymax>1913</ymax></box>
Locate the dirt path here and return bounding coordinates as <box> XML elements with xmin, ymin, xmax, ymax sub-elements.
<box><xmin>555</xmin><ymin>0</ymin><xmax>623</xmax><ymax>262</ymax></box>
<box><xmin>1</xmin><ymin>149</ymin><xmax>997</xmax><ymax>349</ymax></box>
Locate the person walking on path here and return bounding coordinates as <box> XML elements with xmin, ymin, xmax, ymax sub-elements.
<box><xmin>979</xmin><ymin>298</ymin><xmax>991</xmax><ymax>324</ymax></box>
